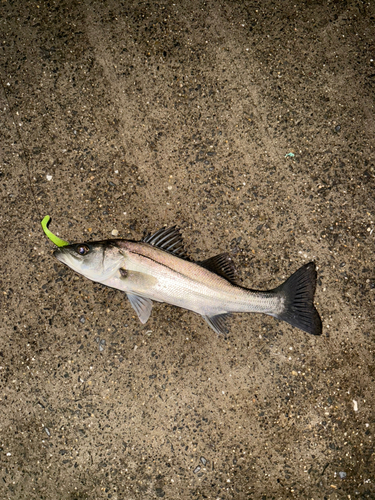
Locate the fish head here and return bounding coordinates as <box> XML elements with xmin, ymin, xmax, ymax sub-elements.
<box><xmin>54</xmin><ymin>240</ymin><xmax>125</xmax><ymax>282</ymax></box>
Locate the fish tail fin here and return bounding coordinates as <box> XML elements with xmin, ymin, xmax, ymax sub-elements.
<box><xmin>273</xmin><ymin>262</ymin><xmax>322</xmax><ymax>335</ymax></box>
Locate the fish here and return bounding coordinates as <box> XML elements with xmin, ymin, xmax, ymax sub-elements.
<box><xmin>54</xmin><ymin>226</ymin><xmax>322</xmax><ymax>336</ymax></box>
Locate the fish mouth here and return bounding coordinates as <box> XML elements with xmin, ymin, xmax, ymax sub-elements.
<box><xmin>53</xmin><ymin>247</ymin><xmax>80</xmax><ymax>267</ymax></box>
<box><xmin>53</xmin><ymin>246</ymin><xmax>92</xmax><ymax>279</ymax></box>
<box><xmin>53</xmin><ymin>248</ymin><xmax>63</xmax><ymax>261</ymax></box>
<box><xmin>53</xmin><ymin>247</ymin><xmax>68</xmax><ymax>262</ymax></box>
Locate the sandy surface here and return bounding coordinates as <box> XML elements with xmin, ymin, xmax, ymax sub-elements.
<box><xmin>1</xmin><ymin>1</ymin><xmax>374</xmax><ymax>498</ymax></box>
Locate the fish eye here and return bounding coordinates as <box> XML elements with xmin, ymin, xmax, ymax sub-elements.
<box><xmin>76</xmin><ymin>245</ymin><xmax>90</xmax><ymax>256</ymax></box>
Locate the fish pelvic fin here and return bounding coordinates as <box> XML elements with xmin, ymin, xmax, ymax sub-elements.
<box><xmin>273</xmin><ymin>262</ymin><xmax>322</xmax><ymax>335</ymax></box>
<box><xmin>127</xmin><ymin>293</ymin><xmax>153</xmax><ymax>324</ymax></box>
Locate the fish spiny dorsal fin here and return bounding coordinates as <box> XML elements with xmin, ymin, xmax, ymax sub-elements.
<box><xmin>143</xmin><ymin>226</ymin><xmax>186</xmax><ymax>257</ymax></box>
<box><xmin>199</xmin><ymin>253</ymin><xmax>238</xmax><ymax>284</ymax></box>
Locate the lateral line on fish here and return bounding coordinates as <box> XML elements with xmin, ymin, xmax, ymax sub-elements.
<box><xmin>128</xmin><ymin>246</ymin><xmax>236</xmax><ymax>287</ymax></box>
<box><xmin>128</xmin><ymin>248</ymin><xmax>193</xmax><ymax>280</ymax></box>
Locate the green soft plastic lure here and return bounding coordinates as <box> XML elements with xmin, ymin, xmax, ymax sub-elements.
<box><xmin>41</xmin><ymin>215</ymin><xmax>70</xmax><ymax>247</ymax></box>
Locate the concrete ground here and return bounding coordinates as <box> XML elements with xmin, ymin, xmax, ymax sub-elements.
<box><xmin>1</xmin><ymin>0</ymin><xmax>374</xmax><ymax>498</ymax></box>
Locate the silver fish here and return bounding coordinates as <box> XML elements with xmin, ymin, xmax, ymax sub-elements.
<box><xmin>54</xmin><ymin>226</ymin><xmax>322</xmax><ymax>335</ymax></box>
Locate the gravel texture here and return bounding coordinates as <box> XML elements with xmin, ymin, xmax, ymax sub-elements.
<box><xmin>1</xmin><ymin>1</ymin><xmax>374</xmax><ymax>499</ymax></box>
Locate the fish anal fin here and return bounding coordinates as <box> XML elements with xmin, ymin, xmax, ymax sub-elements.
<box><xmin>200</xmin><ymin>253</ymin><xmax>238</xmax><ymax>284</ymax></box>
<box><xmin>143</xmin><ymin>226</ymin><xmax>186</xmax><ymax>257</ymax></box>
<box><xmin>127</xmin><ymin>293</ymin><xmax>153</xmax><ymax>324</ymax></box>
<box><xmin>204</xmin><ymin>313</ymin><xmax>231</xmax><ymax>336</ymax></box>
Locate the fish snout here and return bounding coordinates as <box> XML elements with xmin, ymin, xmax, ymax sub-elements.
<box><xmin>53</xmin><ymin>247</ymin><xmax>68</xmax><ymax>263</ymax></box>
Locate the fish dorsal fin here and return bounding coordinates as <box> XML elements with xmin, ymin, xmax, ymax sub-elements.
<box><xmin>204</xmin><ymin>313</ymin><xmax>231</xmax><ymax>336</ymax></box>
<box><xmin>200</xmin><ymin>253</ymin><xmax>238</xmax><ymax>284</ymax></box>
<box><xmin>143</xmin><ymin>226</ymin><xmax>186</xmax><ymax>257</ymax></box>
<box><xmin>127</xmin><ymin>293</ymin><xmax>153</xmax><ymax>324</ymax></box>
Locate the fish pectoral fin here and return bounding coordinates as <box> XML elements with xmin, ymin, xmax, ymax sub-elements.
<box><xmin>199</xmin><ymin>253</ymin><xmax>238</xmax><ymax>285</ymax></box>
<box><xmin>127</xmin><ymin>293</ymin><xmax>153</xmax><ymax>324</ymax></box>
<box><xmin>203</xmin><ymin>313</ymin><xmax>231</xmax><ymax>336</ymax></box>
<box><xmin>120</xmin><ymin>268</ymin><xmax>158</xmax><ymax>288</ymax></box>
